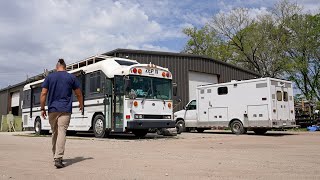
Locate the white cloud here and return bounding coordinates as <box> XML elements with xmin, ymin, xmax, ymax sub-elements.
<box><xmin>0</xmin><ymin>0</ymin><xmax>182</xmax><ymax>88</ymax></box>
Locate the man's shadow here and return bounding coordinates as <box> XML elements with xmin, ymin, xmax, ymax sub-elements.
<box><xmin>63</xmin><ymin>157</ymin><xmax>93</xmax><ymax>167</ymax></box>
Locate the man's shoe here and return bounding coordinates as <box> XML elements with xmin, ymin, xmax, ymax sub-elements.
<box><xmin>54</xmin><ymin>158</ymin><xmax>65</xmax><ymax>169</ymax></box>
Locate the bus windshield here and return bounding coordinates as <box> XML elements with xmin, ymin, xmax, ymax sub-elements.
<box><xmin>126</xmin><ymin>76</ymin><xmax>172</xmax><ymax>100</ymax></box>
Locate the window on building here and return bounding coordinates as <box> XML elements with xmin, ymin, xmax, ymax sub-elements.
<box><xmin>218</xmin><ymin>87</ymin><xmax>228</xmax><ymax>95</ymax></box>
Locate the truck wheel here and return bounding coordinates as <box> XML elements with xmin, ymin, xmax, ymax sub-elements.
<box><xmin>34</xmin><ymin>117</ymin><xmax>49</xmax><ymax>135</ymax></box>
<box><xmin>132</xmin><ymin>130</ymin><xmax>148</xmax><ymax>138</ymax></box>
<box><xmin>175</xmin><ymin>120</ymin><xmax>185</xmax><ymax>134</ymax></box>
<box><xmin>230</xmin><ymin>120</ymin><xmax>245</xmax><ymax>135</ymax></box>
<box><xmin>253</xmin><ymin>129</ymin><xmax>268</xmax><ymax>135</ymax></box>
<box><xmin>197</xmin><ymin>128</ymin><xmax>205</xmax><ymax>133</ymax></box>
<box><xmin>93</xmin><ymin>114</ymin><xmax>109</xmax><ymax>138</ymax></box>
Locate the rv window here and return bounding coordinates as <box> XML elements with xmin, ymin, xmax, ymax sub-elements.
<box><xmin>283</xmin><ymin>92</ymin><xmax>288</xmax><ymax>102</ymax></box>
<box><xmin>277</xmin><ymin>91</ymin><xmax>282</xmax><ymax>101</ymax></box>
<box><xmin>200</xmin><ymin>90</ymin><xmax>204</xmax><ymax>94</ymax></box>
<box><xmin>218</xmin><ymin>87</ymin><xmax>228</xmax><ymax>95</ymax></box>
<box><xmin>187</xmin><ymin>100</ymin><xmax>196</xmax><ymax>110</ymax></box>
<box><xmin>207</xmin><ymin>89</ymin><xmax>211</xmax><ymax>93</ymax></box>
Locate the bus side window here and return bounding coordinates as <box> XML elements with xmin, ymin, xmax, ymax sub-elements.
<box><xmin>33</xmin><ymin>87</ymin><xmax>41</xmax><ymax>106</ymax></box>
<box><xmin>85</xmin><ymin>71</ymin><xmax>105</xmax><ymax>99</ymax></box>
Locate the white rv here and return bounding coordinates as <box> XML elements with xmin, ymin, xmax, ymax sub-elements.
<box><xmin>22</xmin><ymin>55</ymin><xmax>176</xmax><ymax>138</ymax></box>
<box><xmin>174</xmin><ymin>78</ymin><xmax>296</xmax><ymax>135</ymax></box>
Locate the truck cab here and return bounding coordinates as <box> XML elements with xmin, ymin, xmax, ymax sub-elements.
<box><xmin>174</xmin><ymin>100</ymin><xmax>197</xmax><ymax>133</ymax></box>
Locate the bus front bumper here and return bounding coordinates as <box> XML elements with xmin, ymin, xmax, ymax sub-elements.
<box><xmin>127</xmin><ymin>120</ymin><xmax>175</xmax><ymax>129</ymax></box>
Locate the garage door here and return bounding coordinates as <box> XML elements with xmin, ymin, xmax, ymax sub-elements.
<box><xmin>11</xmin><ymin>92</ymin><xmax>20</xmax><ymax>107</ymax></box>
<box><xmin>188</xmin><ymin>71</ymin><xmax>218</xmax><ymax>100</ymax></box>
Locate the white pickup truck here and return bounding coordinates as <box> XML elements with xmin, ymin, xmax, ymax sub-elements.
<box><xmin>174</xmin><ymin>78</ymin><xmax>297</xmax><ymax>135</ymax></box>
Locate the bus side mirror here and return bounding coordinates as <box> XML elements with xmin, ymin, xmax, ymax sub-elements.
<box><xmin>173</xmin><ymin>83</ymin><xmax>178</xmax><ymax>96</ymax></box>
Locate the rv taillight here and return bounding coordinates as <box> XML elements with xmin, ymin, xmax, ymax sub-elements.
<box><xmin>166</xmin><ymin>72</ymin><xmax>170</xmax><ymax>78</ymax></box>
<box><xmin>133</xmin><ymin>101</ymin><xmax>138</xmax><ymax>107</ymax></box>
<box><xmin>132</xmin><ymin>68</ymin><xmax>137</xmax><ymax>73</ymax></box>
<box><xmin>162</xmin><ymin>72</ymin><xmax>166</xmax><ymax>77</ymax></box>
<box><xmin>168</xmin><ymin>103</ymin><xmax>172</xmax><ymax>109</ymax></box>
<box><xmin>291</xmin><ymin>110</ymin><xmax>294</xmax><ymax>114</ymax></box>
<box><xmin>126</xmin><ymin>115</ymin><xmax>130</xmax><ymax>119</ymax></box>
<box><xmin>138</xmin><ymin>69</ymin><xmax>142</xmax><ymax>74</ymax></box>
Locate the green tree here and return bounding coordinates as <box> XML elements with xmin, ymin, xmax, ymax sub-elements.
<box><xmin>182</xmin><ymin>26</ymin><xmax>231</xmax><ymax>61</ymax></box>
<box><xmin>285</xmin><ymin>13</ymin><xmax>320</xmax><ymax>101</ymax></box>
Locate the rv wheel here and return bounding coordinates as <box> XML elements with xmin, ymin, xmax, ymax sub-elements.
<box><xmin>34</xmin><ymin>117</ymin><xmax>49</xmax><ymax>135</ymax></box>
<box><xmin>93</xmin><ymin>114</ymin><xmax>109</xmax><ymax>138</ymax></box>
<box><xmin>253</xmin><ymin>129</ymin><xmax>268</xmax><ymax>135</ymax></box>
<box><xmin>197</xmin><ymin>128</ymin><xmax>205</xmax><ymax>133</ymax></box>
<box><xmin>175</xmin><ymin>120</ymin><xmax>185</xmax><ymax>134</ymax></box>
<box><xmin>230</xmin><ymin>120</ymin><xmax>245</xmax><ymax>135</ymax></box>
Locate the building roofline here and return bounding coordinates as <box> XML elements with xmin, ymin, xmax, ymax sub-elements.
<box><xmin>0</xmin><ymin>48</ymin><xmax>261</xmax><ymax>93</ymax></box>
<box><xmin>103</xmin><ymin>48</ymin><xmax>261</xmax><ymax>76</ymax></box>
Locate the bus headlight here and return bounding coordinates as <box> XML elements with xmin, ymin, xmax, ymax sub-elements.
<box><xmin>163</xmin><ymin>115</ymin><xmax>171</xmax><ymax>119</ymax></box>
<box><xmin>134</xmin><ymin>114</ymin><xmax>143</xmax><ymax>119</ymax></box>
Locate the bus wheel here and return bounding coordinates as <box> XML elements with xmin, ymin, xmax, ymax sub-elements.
<box><xmin>176</xmin><ymin>120</ymin><xmax>185</xmax><ymax>134</ymax></box>
<box><xmin>230</xmin><ymin>120</ymin><xmax>245</xmax><ymax>135</ymax></box>
<box><xmin>34</xmin><ymin>117</ymin><xmax>49</xmax><ymax>135</ymax></box>
<box><xmin>93</xmin><ymin>114</ymin><xmax>109</xmax><ymax>138</ymax></box>
<box><xmin>253</xmin><ymin>129</ymin><xmax>268</xmax><ymax>135</ymax></box>
<box><xmin>132</xmin><ymin>130</ymin><xmax>148</xmax><ymax>138</ymax></box>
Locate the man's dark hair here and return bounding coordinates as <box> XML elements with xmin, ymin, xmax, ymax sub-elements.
<box><xmin>57</xmin><ymin>58</ymin><xmax>66</xmax><ymax>69</ymax></box>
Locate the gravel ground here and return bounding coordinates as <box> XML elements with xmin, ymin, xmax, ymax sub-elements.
<box><xmin>0</xmin><ymin>130</ymin><xmax>319</xmax><ymax>180</ymax></box>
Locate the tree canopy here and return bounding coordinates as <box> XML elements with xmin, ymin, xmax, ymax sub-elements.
<box><xmin>182</xmin><ymin>0</ymin><xmax>320</xmax><ymax>102</ymax></box>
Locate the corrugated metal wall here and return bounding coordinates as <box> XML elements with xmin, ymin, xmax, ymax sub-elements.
<box><xmin>0</xmin><ymin>91</ymin><xmax>9</xmax><ymax>122</ymax></box>
<box><xmin>109</xmin><ymin>51</ymin><xmax>259</xmax><ymax>111</ymax></box>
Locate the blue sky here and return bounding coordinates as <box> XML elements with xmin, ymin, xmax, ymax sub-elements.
<box><xmin>0</xmin><ymin>0</ymin><xmax>319</xmax><ymax>88</ymax></box>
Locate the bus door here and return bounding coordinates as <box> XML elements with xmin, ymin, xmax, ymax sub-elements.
<box><xmin>113</xmin><ymin>76</ymin><xmax>125</xmax><ymax>132</ymax></box>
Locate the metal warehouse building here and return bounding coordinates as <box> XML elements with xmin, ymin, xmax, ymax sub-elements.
<box><xmin>0</xmin><ymin>48</ymin><xmax>259</xmax><ymax>122</ymax></box>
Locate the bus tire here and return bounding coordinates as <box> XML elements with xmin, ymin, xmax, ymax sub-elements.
<box><xmin>175</xmin><ymin>119</ymin><xmax>185</xmax><ymax>134</ymax></box>
<box><xmin>253</xmin><ymin>129</ymin><xmax>268</xmax><ymax>135</ymax></box>
<box><xmin>230</xmin><ymin>120</ymin><xmax>245</xmax><ymax>135</ymax></box>
<box><xmin>93</xmin><ymin>114</ymin><xmax>109</xmax><ymax>138</ymax></box>
<box><xmin>34</xmin><ymin>117</ymin><xmax>49</xmax><ymax>135</ymax></box>
<box><xmin>132</xmin><ymin>130</ymin><xmax>148</xmax><ymax>138</ymax></box>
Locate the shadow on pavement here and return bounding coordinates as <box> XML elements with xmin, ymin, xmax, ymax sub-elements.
<box><xmin>63</xmin><ymin>156</ymin><xmax>94</xmax><ymax>167</ymax></box>
<box><xmin>70</xmin><ymin>132</ymin><xmax>177</xmax><ymax>140</ymax></box>
<box><xmin>186</xmin><ymin>131</ymin><xmax>296</xmax><ymax>137</ymax></box>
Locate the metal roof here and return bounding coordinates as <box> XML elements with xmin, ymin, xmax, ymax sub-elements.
<box><xmin>103</xmin><ymin>48</ymin><xmax>260</xmax><ymax>76</ymax></box>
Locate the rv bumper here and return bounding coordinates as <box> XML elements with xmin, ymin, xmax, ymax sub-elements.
<box><xmin>271</xmin><ymin>120</ymin><xmax>299</xmax><ymax>128</ymax></box>
<box><xmin>127</xmin><ymin>120</ymin><xmax>175</xmax><ymax>129</ymax></box>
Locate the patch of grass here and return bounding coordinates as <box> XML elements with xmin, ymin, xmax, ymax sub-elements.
<box><xmin>286</xmin><ymin>128</ymin><xmax>308</xmax><ymax>132</ymax></box>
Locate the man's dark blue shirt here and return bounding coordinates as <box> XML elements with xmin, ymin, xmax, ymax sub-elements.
<box><xmin>42</xmin><ymin>71</ymin><xmax>80</xmax><ymax>113</ymax></box>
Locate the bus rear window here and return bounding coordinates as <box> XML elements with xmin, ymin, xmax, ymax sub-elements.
<box><xmin>115</xmin><ymin>60</ymin><xmax>138</xmax><ymax>66</ymax></box>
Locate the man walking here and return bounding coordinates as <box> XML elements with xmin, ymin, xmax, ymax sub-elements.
<box><xmin>40</xmin><ymin>59</ymin><xmax>84</xmax><ymax>168</ymax></box>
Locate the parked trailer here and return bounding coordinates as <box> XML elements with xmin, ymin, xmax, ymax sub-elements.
<box><xmin>174</xmin><ymin>78</ymin><xmax>297</xmax><ymax>135</ymax></box>
<box><xmin>22</xmin><ymin>55</ymin><xmax>176</xmax><ymax>138</ymax></box>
